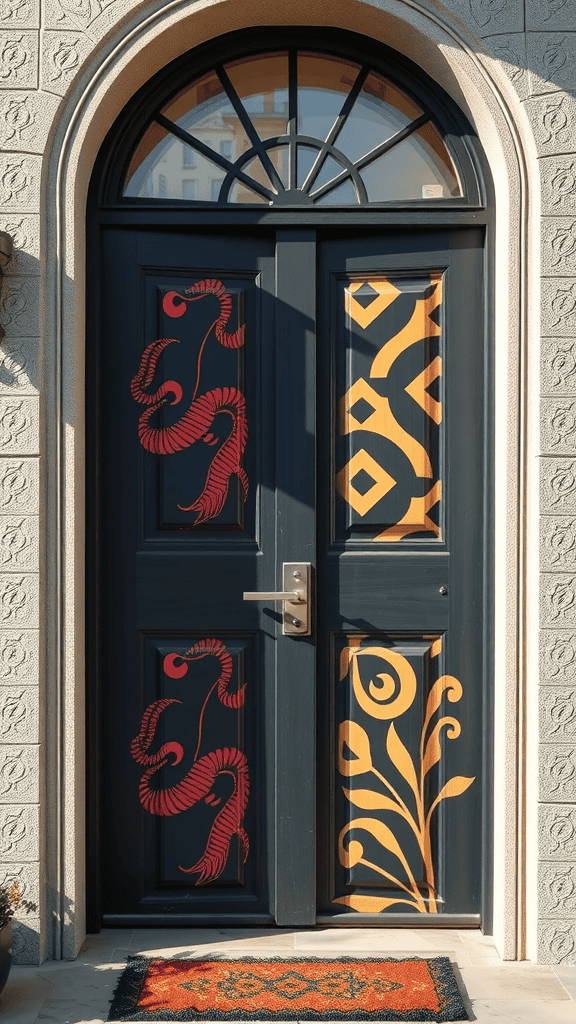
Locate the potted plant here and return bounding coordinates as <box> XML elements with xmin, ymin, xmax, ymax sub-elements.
<box><xmin>0</xmin><ymin>883</ymin><xmax>37</xmax><ymax>996</ymax></box>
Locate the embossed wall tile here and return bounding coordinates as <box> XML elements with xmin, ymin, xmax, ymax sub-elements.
<box><xmin>0</xmin><ymin>802</ymin><xmax>37</xmax><ymax>859</ymax></box>
<box><xmin>525</xmin><ymin>94</ymin><xmax>576</xmax><ymax>155</ymax></box>
<box><xmin>540</xmin><ymin>743</ymin><xmax>576</xmax><ymax>800</ymax></box>
<box><xmin>541</xmin><ymin>573</ymin><xmax>576</xmax><ymax>627</ymax></box>
<box><xmin>0</xmin><ymin>153</ymin><xmax>40</xmax><ymax>211</ymax></box>
<box><xmin>11</xmin><ymin>916</ymin><xmax>39</xmax><ymax>964</ymax></box>
<box><xmin>542</xmin><ymin>221</ymin><xmax>576</xmax><ymax>279</ymax></box>
<box><xmin>540</xmin><ymin>629</ymin><xmax>576</xmax><ymax>682</ymax></box>
<box><xmin>0</xmin><ymin>457</ymin><xmax>38</xmax><ymax>513</ymax></box>
<box><xmin>541</xmin><ymin>157</ymin><xmax>576</xmax><ymax>216</ymax></box>
<box><xmin>541</xmin><ymin>398</ymin><xmax>576</xmax><ymax>453</ymax></box>
<box><xmin>0</xmin><ymin>743</ymin><xmax>38</xmax><ymax>801</ymax></box>
<box><xmin>539</xmin><ymin>861</ymin><xmax>576</xmax><ymax>915</ymax></box>
<box><xmin>0</xmin><ymin>30</ymin><xmax>37</xmax><ymax>88</ymax></box>
<box><xmin>542</xmin><ymin>338</ymin><xmax>576</xmax><ymax>397</ymax></box>
<box><xmin>0</xmin><ymin>628</ymin><xmax>39</xmax><ymax>684</ymax></box>
<box><xmin>0</xmin><ymin>0</ymin><xmax>39</xmax><ymax>29</ymax></box>
<box><xmin>0</xmin><ymin>213</ymin><xmax>38</xmax><ymax>271</ymax></box>
<box><xmin>541</xmin><ymin>278</ymin><xmax>576</xmax><ymax>336</ymax></box>
<box><xmin>481</xmin><ymin>35</ymin><xmax>530</xmax><ymax>100</ymax></box>
<box><xmin>0</xmin><ymin>573</ymin><xmax>38</xmax><ymax>626</ymax></box>
<box><xmin>0</xmin><ymin>685</ymin><xmax>38</xmax><ymax>740</ymax></box>
<box><xmin>0</xmin><ymin>339</ymin><xmax>39</xmax><ymax>394</ymax></box>
<box><xmin>0</xmin><ymin>859</ymin><xmax>38</xmax><ymax>903</ymax></box>
<box><xmin>541</xmin><ymin>516</ymin><xmax>576</xmax><ymax>569</ymax></box>
<box><xmin>41</xmin><ymin>30</ymin><xmax>92</xmax><ymax>95</ymax></box>
<box><xmin>541</xmin><ymin>457</ymin><xmax>576</xmax><ymax>512</ymax></box>
<box><xmin>0</xmin><ymin>397</ymin><xmax>38</xmax><ymax>453</ymax></box>
<box><xmin>538</xmin><ymin>920</ymin><xmax>576</xmax><ymax>963</ymax></box>
<box><xmin>527</xmin><ymin>0</ymin><xmax>576</xmax><ymax>31</ymax></box>
<box><xmin>0</xmin><ymin>91</ymin><xmax>61</xmax><ymax>154</ymax></box>
<box><xmin>539</xmin><ymin>803</ymin><xmax>576</xmax><ymax>859</ymax></box>
<box><xmin>540</xmin><ymin>687</ymin><xmax>576</xmax><ymax>739</ymax></box>
<box><xmin>43</xmin><ymin>0</ymin><xmax>102</xmax><ymax>31</ymax></box>
<box><xmin>0</xmin><ymin>514</ymin><xmax>37</xmax><ymax>569</ymax></box>
<box><xmin>0</xmin><ymin>276</ymin><xmax>38</xmax><ymax>337</ymax></box>
<box><xmin>455</xmin><ymin>0</ymin><xmax>524</xmax><ymax>35</ymax></box>
<box><xmin>527</xmin><ymin>33</ymin><xmax>576</xmax><ymax>95</ymax></box>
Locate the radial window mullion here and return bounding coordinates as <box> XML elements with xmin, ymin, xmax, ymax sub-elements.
<box><xmin>215</xmin><ymin>63</ymin><xmax>285</xmax><ymax>195</ymax></box>
<box><xmin>310</xmin><ymin>113</ymin><xmax>430</xmax><ymax>202</ymax></box>
<box><xmin>288</xmin><ymin>49</ymin><xmax>298</xmax><ymax>190</ymax></box>
<box><xmin>301</xmin><ymin>64</ymin><xmax>369</xmax><ymax>195</ymax></box>
<box><xmin>155</xmin><ymin>113</ymin><xmax>275</xmax><ymax>202</ymax></box>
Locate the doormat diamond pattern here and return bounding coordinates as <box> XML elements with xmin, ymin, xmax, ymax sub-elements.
<box><xmin>107</xmin><ymin>955</ymin><xmax>469</xmax><ymax>1022</ymax></box>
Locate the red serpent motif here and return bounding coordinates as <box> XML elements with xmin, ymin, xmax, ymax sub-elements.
<box><xmin>130</xmin><ymin>279</ymin><xmax>248</xmax><ymax>524</ymax></box>
<box><xmin>130</xmin><ymin>638</ymin><xmax>249</xmax><ymax>884</ymax></box>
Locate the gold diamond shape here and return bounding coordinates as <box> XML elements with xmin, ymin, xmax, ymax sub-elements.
<box><xmin>345</xmin><ymin>280</ymin><xmax>400</xmax><ymax>329</ymax></box>
<box><xmin>337</xmin><ymin>449</ymin><xmax>396</xmax><ymax>516</ymax></box>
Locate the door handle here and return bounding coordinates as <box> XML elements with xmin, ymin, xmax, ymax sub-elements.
<box><xmin>243</xmin><ymin>562</ymin><xmax>311</xmax><ymax>636</ymax></box>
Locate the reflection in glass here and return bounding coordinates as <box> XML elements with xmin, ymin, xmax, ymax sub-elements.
<box><xmin>122</xmin><ymin>50</ymin><xmax>463</xmax><ymax>205</ymax></box>
<box><xmin>224</xmin><ymin>53</ymin><xmax>289</xmax><ymax>141</ymax></box>
<box><xmin>297</xmin><ymin>52</ymin><xmax>359</xmax><ymax>141</ymax></box>
<box><xmin>336</xmin><ymin>73</ymin><xmax>423</xmax><ymax>163</ymax></box>
<box><xmin>125</xmin><ymin>121</ymin><xmax>228</xmax><ymax>201</ymax></box>
<box><xmin>316</xmin><ymin>178</ymin><xmax>357</xmax><ymax>205</ymax></box>
<box><xmin>360</xmin><ymin>121</ymin><xmax>461</xmax><ymax>201</ymax></box>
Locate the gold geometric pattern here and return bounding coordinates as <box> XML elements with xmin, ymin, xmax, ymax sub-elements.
<box><xmin>404</xmin><ymin>356</ymin><xmax>443</xmax><ymax>424</ymax></box>
<box><xmin>345</xmin><ymin>280</ymin><xmax>400</xmax><ymax>330</ymax></box>
<box><xmin>374</xmin><ymin>481</ymin><xmax>442</xmax><ymax>542</ymax></box>
<box><xmin>340</xmin><ymin>377</ymin><xmax>433</xmax><ymax>479</ymax></box>
<box><xmin>336</xmin><ymin>449</ymin><xmax>396</xmax><ymax>516</ymax></box>
<box><xmin>370</xmin><ymin>275</ymin><xmax>443</xmax><ymax>379</ymax></box>
<box><xmin>337</xmin><ymin>273</ymin><xmax>444</xmax><ymax>539</ymax></box>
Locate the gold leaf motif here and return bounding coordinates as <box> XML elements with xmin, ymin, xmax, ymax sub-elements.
<box><xmin>338</xmin><ymin>720</ymin><xmax>373</xmax><ymax>776</ymax></box>
<box><xmin>422</xmin><ymin>717</ymin><xmax>461</xmax><ymax>776</ymax></box>
<box><xmin>339</xmin><ymin>817</ymin><xmax>412</xmax><ymax>875</ymax></box>
<box><xmin>332</xmin><ymin>894</ymin><xmax>421</xmax><ymax>912</ymax></box>
<box><xmin>386</xmin><ymin>722</ymin><xmax>419</xmax><ymax>799</ymax></box>
<box><xmin>342</xmin><ymin>787</ymin><xmax>403</xmax><ymax>813</ymax></box>
<box><xmin>424</xmin><ymin>674</ymin><xmax>462</xmax><ymax>729</ymax></box>
<box><xmin>426</xmin><ymin>775</ymin><xmax>475</xmax><ymax>827</ymax></box>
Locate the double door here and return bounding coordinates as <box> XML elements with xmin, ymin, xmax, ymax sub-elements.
<box><xmin>93</xmin><ymin>225</ymin><xmax>486</xmax><ymax>926</ymax></box>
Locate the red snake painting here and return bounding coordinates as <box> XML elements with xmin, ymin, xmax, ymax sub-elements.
<box><xmin>130</xmin><ymin>279</ymin><xmax>248</xmax><ymax>524</ymax></box>
<box><xmin>130</xmin><ymin>638</ymin><xmax>250</xmax><ymax>884</ymax></box>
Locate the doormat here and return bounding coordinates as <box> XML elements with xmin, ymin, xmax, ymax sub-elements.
<box><xmin>107</xmin><ymin>955</ymin><xmax>468</xmax><ymax>1022</ymax></box>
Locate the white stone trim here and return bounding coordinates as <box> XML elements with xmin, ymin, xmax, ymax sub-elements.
<box><xmin>32</xmin><ymin>0</ymin><xmax>535</xmax><ymax>962</ymax></box>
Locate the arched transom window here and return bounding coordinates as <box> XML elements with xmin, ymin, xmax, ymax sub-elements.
<box><xmin>123</xmin><ymin>50</ymin><xmax>464</xmax><ymax>206</ymax></box>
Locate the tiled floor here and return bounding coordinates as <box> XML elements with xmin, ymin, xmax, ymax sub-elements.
<box><xmin>1</xmin><ymin>928</ymin><xmax>576</xmax><ymax>1023</ymax></box>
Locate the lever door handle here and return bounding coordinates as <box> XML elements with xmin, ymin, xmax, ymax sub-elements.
<box><xmin>243</xmin><ymin>562</ymin><xmax>311</xmax><ymax>636</ymax></box>
<box><xmin>243</xmin><ymin>589</ymin><xmax>304</xmax><ymax>603</ymax></box>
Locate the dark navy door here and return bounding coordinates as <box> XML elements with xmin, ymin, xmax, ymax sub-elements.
<box><xmin>95</xmin><ymin>226</ymin><xmax>485</xmax><ymax>927</ymax></box>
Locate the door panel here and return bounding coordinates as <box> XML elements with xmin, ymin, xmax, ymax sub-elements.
<box><xmin>317</xmin><ymin>231</ymin><xmax>485</xmax><ymax>920</ymax></box>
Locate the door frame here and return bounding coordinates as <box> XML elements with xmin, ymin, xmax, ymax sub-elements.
<box><xmin>85</xmin><ymin>28</ymin><xmax>495</xmax><ymax>935</ymax></box>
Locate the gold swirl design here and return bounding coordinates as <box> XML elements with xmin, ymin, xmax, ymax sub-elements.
<box><xmin>340</xmin><ymin>645</ymin><xmax>417</xmax><ymax>720</ymax></box>
<box><xmin>334</xmin><ymin>640</ymin><xmax>474</xmax><ymax>915</ymax></box>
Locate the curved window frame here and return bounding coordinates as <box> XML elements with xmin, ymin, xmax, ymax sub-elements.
<box><xmin>97</xmin><ymin>29</ymin><xmax>486</xmax><ymax>213</ymax></box>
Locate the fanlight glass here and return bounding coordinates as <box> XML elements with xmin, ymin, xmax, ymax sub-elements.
<box><xmin>123</xmin><ymin>51</ymin><xmax>462</xmax><ymax>205</ymax></box>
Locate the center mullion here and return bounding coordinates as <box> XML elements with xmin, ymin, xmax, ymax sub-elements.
<box><xmin>288</xmin><ymin>49</ymin><xmax>298</xmax><ymax>190</ymax></box>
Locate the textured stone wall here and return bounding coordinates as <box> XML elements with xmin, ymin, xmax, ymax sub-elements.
<box><xmin>0</xmin><ymin>0</ymin><xmax>573</xmax><ymax>964</ymax></box>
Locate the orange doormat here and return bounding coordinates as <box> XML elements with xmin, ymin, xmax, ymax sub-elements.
<box><xmin>107</xmin><ymin>955</ymin><xmax>468</xmax><ymax>1021</ymax></box>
